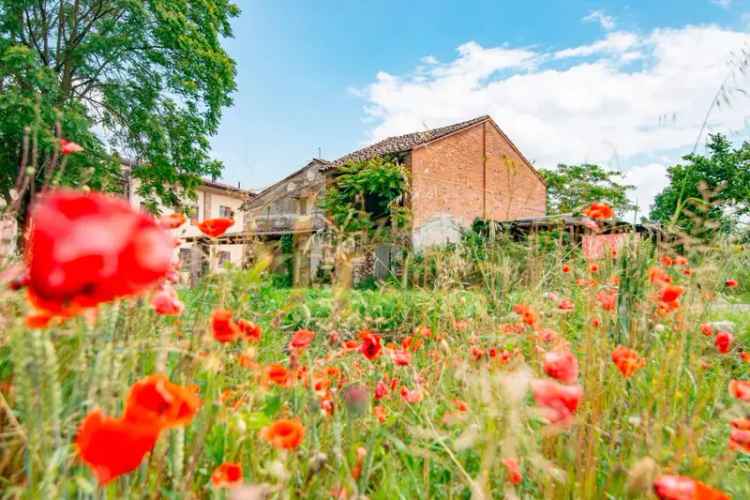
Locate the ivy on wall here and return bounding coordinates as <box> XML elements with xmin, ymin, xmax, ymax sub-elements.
<box><xmin>318</xmin><ymin>156</ymin><xmax>410</xmax><ymax>240</ymax></box>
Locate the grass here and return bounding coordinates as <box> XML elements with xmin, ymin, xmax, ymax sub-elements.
<box><xmin>1</xmin><ymin>234</ymin><xmax>750</xmax><ymax>499</ymax></box>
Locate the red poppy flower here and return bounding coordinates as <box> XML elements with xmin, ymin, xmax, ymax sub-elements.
<box><xmin>531</xmin><ymin>380</ymin><xmax>583</xmax><ymax>425</ymax></box>
<box><xmin>649</xmin><ymin>267</ymin><xmax>672</xmax><ymax>285</ymax></box>
<box><xmin>730</xmin><ymin>418</ymin><xmax>750</xmax><ymax>453</ymax></box>
<box><xmin>660</xmin><ymin>255</ymin><xmax>674</xmax><ymax>267</ymax></box>
<box><xmin>265</xmin><ymin>364</ymin><xmax>290</xmax><ymax>386</ymax></box>
<box><xmin>715</xmin><ymin>331</ymin><xmax>733</xmax><ymax>354</ymax></box>
<box><xmin>374</xmin><ymin>380</ymin><xmax>389</xmax><ymax>400</ymax></box>
<box><xmin>611</xmin><ymin>346</ymin><xmax>645</xmax><ymax>378</ymax></box>
<box><xmin>195</xmin><ymin>217</ymin><xmax>234</xmax><ymax>238</ymax></box>
<box><xmin>729</xmin><ymin>380</ymin><xmax>750</xmax><ymax>401</ymax></box>
<box><xmin>123</xmin><ymin>374</ymin><xmax>201</xmax><ymax>430</ymax></box>
<box><xmin>359</xmin><ymin>330</ymin><xmax>382</xmax><ymax>360</ymax></box>
<box><xmin>512</xmin><ymin>304</ymin><xmax>538</xmax><ymax>327</ymax></box>
<box><xmin>700</xmin><ymin>323</ymin><xmax>714</xmax><ymax>337</ymax></box>
<box><xmin>725</xmin><ymin>278</ymin><xmax>738</xmax><ymax>288</ymax></box>
<box><xmin>392</xmin><ymin>350</ymin><xmax>412</xmax><ymax>366</ymax></box>
<box><xmin>373</xmin><ymin>405</ymin><xmax>386</xmax><ymax>423</ymax></box>
<box><xmin>26</xmin><ymin>190</ymin><xmax>173</xmax><ymax>317</ymax></box>
<box><xmin>502</xmin><ymin>458</ymin><xmax>522</xmax><ymax>485</ymax></box>
<box><xmin>260</xmin><ymin>418</ymin><xmax>305</xmax><ymax>450</ymax></box>
<box><xmin>674</xmin><ymin>256</ymin><xmax>688</xmax><ymax>266</ymax></box>
<box><xmin>151</xmin><ymin>286</ymin><xmax>184</xmax><ymax>316</ymax></box>
<box><xmin>659</xmin><ymin>285</ymin><xmax>684</xmax><ymax>304</ymax></box>
<box><xmin>583</xmin><ymin>202</ymin><xmax>614</xmax><ymax>220</ymax></box>
<box><xmin>211</xmin><ymin>462</ymin><xmax>243</xmax><ymax>488</ymax></box>
<box><xmin>75</xmin><ymin>410</ymin><xmax>159</xmax><ymax>485</ymax></box>
<box><xmin>290</xmin><ymin>329</ymin><xmax>315</xmax><ymax>350</ymax></box>
<box><xmin>543</xmin><ymin>351</ymin><xmax>579</xmax><ymax>384</ymax></box>
<box><xmin>558</xmin><ymin>299</ymin><xmax>575</xmax><ymax>311</ymax></box>
<box><xmin>590</xmin><ymin>263</ymin><xmax>600</xmax><ymax>273</ymax></box>
<box><xmin>742</xmin><ymin>352</ymin><xmax>750</xmax><ymax>363</ymax></box>
<box><xmin>653</xmin><ymin>475</ymin><xmax>728</xmax><ymax>500</ymax></box>
<box><xmin>237</xmin><ymin>319</ymin><xmax>262</xmax><ymax>342</ymax></box>
<box><xmin>562</xmin><ymin>263</ymin><xmax>571</xmax><ymax>273</ymax></box>
<box><xmin>211</xmin><ymin>309</ymin><xmax>240</xmax><ymax>343</ymax></box>
<box><xmin>60</xmin><ymin>138</ymin><xmax>84</xmax><ymax>155</ymax></box>
<box><xmin>400</xmin><ymin>386</ymin><xmax>422</xmax><ymax>404</ymax></box>
<box><xmin>159</xmin><ymin>212</ymin><xmax>186</xmax><ymax>229</ymax></box>
<box><xmin>596</xmin><ymin>289</ymin><xmax>617</xmax><ymax>311</ymax></box>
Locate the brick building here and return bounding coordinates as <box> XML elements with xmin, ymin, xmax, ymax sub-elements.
<box><xmin>243</xmin><ymin>115</ymin><xmax>546</xmax><ymax>283</ymax></box>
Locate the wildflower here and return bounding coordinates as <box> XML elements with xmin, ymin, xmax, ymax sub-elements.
<box><xmin>674</xmin><ymin>256</ymin><xmax>688</xmax><ymax>266</ymax></box>
<box><xmin>373</xmin><ymin>405</ymin><xmax>386</xmax><ymax>423</ymax></box>
<box><xmin>470</xmin><ymin>346</ymin><xmax>485</xmax><ymax>361</ymax></box>
<box><xmin>195</xmin><ymin>217</ymin><xmax>234</xmax><ymax>238</ymax></box>
<box><xmin>531</xmin><ymin>379</ymin><xmax>583</xmax><ymax>425</ymax></box>
<box><xmin>151</xmin><ymin>286</ymin><xmax>184</xmax><ymax>316</ymax></box>
<box><xmin>352</xmin><ymin>447</ymin><xmax>367</xmax><ymax>480</ymax></box>
<box><xmin>75</xmin><ymin>410</ymin><xmax>159</xmax><ymax>485</ymax></box>
<box><xmin>123</xmin><ymin>374</ymin><xmax>201</xmax><ymax>431</ymax></box>
<box><xmin>400</xmin><ymin>386</ymin><xmax>423</xmax><ymax>404</ymax></box>
<box><xmin>715</xmin><ymin>331</ymin><xmax>733</xmax><ymax>354</ymax></box>
<box><xmin>211</xmin><ymin>462</ymin><xmax>243</xmax><ymax>488</ymax></box>
<box><xmin>729</xmin><ymin>380</ymin><xmax>750</xmax><ymax>401</ymax></box>
<box><xmin>649</xmin><ymin>267</ymin><xmax>672</xmax><ymax>285</ymax></box>
<box><xmin>265</xmin><ymin>364</ymin><xmax>290</xmax><ymax>386</ymax></box>
<box><xmin>260</xmin><ymin>419</ymin><xmax>304</xmax><ymax>450</ymax></box>
<box><xmin>25</xmin><ymin>190</ymin><xmax>173</xmax><ymax>317</ymax></box>
<box><xmin>391</xmin><ymin>350</ymin><xmax>412</xmax><ymax>366</ymax></box>
<box><xmin>513</xmin><ymin>304</ymin><xmax>537</xmax><ymax>327</ymax></box>
<box><xmin>60</xmin><ymin>138</ymin><xmax>84</xmax><ymax>155</ymax></box>
<box><xmin>741</xmin><ymin>352</ymin><xmax>750</xmax><ymax>363</ymax></box>
<box><xmin>562</xmin><ymin>263</ymin><xmax>571</xmax><ymax>273</ymax></box>
<box><xmin>700</xmin><ymin>323</ymin><xmax>714</xmax><ymax>337</ymax></box>
<box><xmin>374</xmin><ymin>380</ymin><xmax>389</xmax><ymax>400</ymax></box>
<box><xmin>583</xmin><ymin>202</ymin><xmax>614</xmax><ymax>220</ymax></box>
<box><xmin>211</xmin><ymin>309</ymin><xmax>240</xmax><ymax>343</ymax></box>
<box><xmin>590</xmin><ymin>263</ymin><xmax>600</xmax><ymax>273</ymax></box>
<box><xmin>725</xmin><ymin>278</ymin><xmax>738</xmax><ymax>288</ymax></box>
<box><xmin>652</xmin><ymin>475</ymin><xmax>728</xmax><ymax>500</ymax></box>
<box><xmin>558</xmin><ymin>299</ymin><xmax>575</xmax><ymax>311</ymax></box>
<box><xmin>290</xmin><ymin>329</ymin><xmax>315</xmax><ymax>350</ymax></box>
<box><xmin>159</xmin><ymin>212</ymin><xmax>186</xmax><ymax>229</ymax></box>
<box><xmin>237</xmin><ymin>319</ymin><xmax>261</xmax><ymax>342</ymax></box>
<box><xmin>659</xmin><ymin>285</ymin><xmax>684</xmax><ymax>304</ymax></box>
<box><xmin>502</xmin><ymin>458</ymin><xmax>522</xmax><ymax>485</ymax></box>
<box><xmin>660</xmin><ymin>255</ymin><xmax>674</xmax><ymax>267</ymax></box>
<box><xmin>543</xmin><ymin>351</ymin><xmax>579</xmax><ymax>384</ymax></box>
<box><xmin>591</xmin><ymin>317</ymin><xmax>602</xmax><ymax>328</ymax></box>
<box><xmin>611</xmin><ymin>346</ymin><xmax>645</xmax><ymax>378</ymax></box>
<box><xmin>729</xmin><ymin>418</ymin><xmax>750</xmax><ymax>453</ymax></box>
<box><xmin>596</xmin><ymin>289</ymin><xmax>617</xmax><ymax>311</ymax></box>
<box><xmin>452</xmin><ymin>399</ymin><xmax>469</xmax><ymax>412</ymax></box>
<box><xmin>359</xmin><ymin>330</ymin><xmax>382</xmax><ymax>360</ymax></box>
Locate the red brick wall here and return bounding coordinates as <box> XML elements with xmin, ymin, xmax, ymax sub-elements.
<box><xmin>410</xmin><ymin>121</ymin><xmax>546</xmax><ymax>232</ymax></box>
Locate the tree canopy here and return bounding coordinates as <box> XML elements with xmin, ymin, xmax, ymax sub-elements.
<box><xmin>539</xmin><ymin>163</ymin><xmax>636</xmax><ymax>217</ymax></box>
<box><xmin>0</xmin><ymin>0</ymin><xmax>240</xmax><ymax>212</ymax></box>
<box><xmin>650</xmin><ymin>133</ymin><xmax>750</xmax><ymax>237</ymax></box>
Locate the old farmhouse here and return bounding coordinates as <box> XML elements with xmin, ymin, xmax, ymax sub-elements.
<box><xmin>242</xmin><ymin>115</ymin><xmax>547</xmax><ymax>283</ymax></box>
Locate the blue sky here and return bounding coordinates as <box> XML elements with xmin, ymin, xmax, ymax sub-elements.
<box><xmin>211</xmin><ymin>0</ymin><xmax>750</xmax><ymax>212</ymax></box>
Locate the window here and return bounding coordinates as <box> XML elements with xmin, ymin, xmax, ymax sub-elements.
<box><xmin>219</xmin><ymin>205</ymin><xmax>234</xmax><ymax>218</ymax></box>
<box><xmin>179</xmin><ymin>248</ymin><xmax>191</xmax><ymax>270</ymax></box>
<box><xmin>298</xmin><ymin>197</ymin><xmax>309</xmax><ymax>215</ymax></box>
<box><xmin>217</xmin><ymin>251</ymin><xmax>231</xmax><ymax>266</ymax></box>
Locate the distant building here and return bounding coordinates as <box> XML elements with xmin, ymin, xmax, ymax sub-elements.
<box><xmin>242</xmin><ymin>115</ymin><xmax>547</xmax><ymax>284</ymax></box>
<box><xmin>123</xmin><ymin>162</ymin><xmax>254</xmax><ymax>274</ymax></box>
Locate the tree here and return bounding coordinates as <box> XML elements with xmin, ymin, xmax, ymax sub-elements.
<box><xmin>650</xmin><ymin>133</ymin><xmax>750</xmax><ymax>237</ymax></box>
<box><xmin>0</xmin><ymin>0</ymin><xmax>239</xmax><ymax>217</ymax></box>
<box><xmin>539</xmin><ymin>164</ymin><xmax>636</xmax><ymax>217</ymax></box>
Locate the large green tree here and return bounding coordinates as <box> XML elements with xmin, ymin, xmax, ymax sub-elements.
<box><xmin>650</xmin><ymin>134</ymin><xmax>750</xmax><ymax>237</ymax></box>
<box><xmin>539</xmin><ymin>163</ymin><xmax>636</xmax><ymax>217</ymax></box>
<box><xmin>0</xmin><ymin>0</ymin><xmax>239</xmax><ymax>214</ymax></box>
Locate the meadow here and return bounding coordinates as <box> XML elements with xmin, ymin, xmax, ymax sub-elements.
<box><xmin>1</xmin><ymin>193</ymin><xmax>750</xmax><ymax>499</ymax></box>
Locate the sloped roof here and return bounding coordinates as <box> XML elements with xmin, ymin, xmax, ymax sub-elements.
<box><xmin>243</xmin><ymin>158</ymin><xmax>329</xmax><ymax>210</ymax></box>
<box><xmin>323</xmin><ymin>115</ymin><xmax>491</xmax><ymax>170</ymax></box>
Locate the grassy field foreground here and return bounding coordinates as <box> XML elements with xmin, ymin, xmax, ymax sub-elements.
<box><xmin>1</xmin><ymin>230</ymin><xmax>750</xmax><ymax>499</ymax></box>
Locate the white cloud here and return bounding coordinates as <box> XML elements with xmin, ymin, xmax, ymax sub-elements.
<box><xmin>623</xmin><ymin>163</ymin><xmax>670</xmax><ymax>215</ymax></box>
<box><xmin>583</xmin><ymin>10</ymin><xmax>616</xmax><ymax>31</ymax></box>
<box><xmin>712</xmin><ymin>0</ymin><xmax>732</xmax><ymax>9</ymax></box>
<box><xmin>357</xmin><ymin>25</ymin><xmax>750</xmax><ymax>216</ymax></box>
